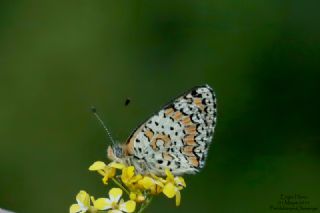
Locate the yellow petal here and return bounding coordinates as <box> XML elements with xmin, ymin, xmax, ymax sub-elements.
<box><xmin>102</xmin><ymin>175</ymin><xmax>109</xmax><ymax>184</ymax></box>
<box><xmin>108</xmin><ymin>210</ymin><xmax>123</xmax><ymax>213</ymax></box>
<box><xmin>175</xmin><ymin>190</ymin><xmax>181</xmax><ymax>206</ymax></box>
<box><xmin>129</xmin><ymin>192</ymin><xmax>145</xmax><ymax>203</ymax></box>
<box><xmin>163</xmin><ymin>183</ymin><xmax>176</xmax><ymax>198</ymax></box>
<box><xmin>121</xmin><ymin>166</ymin><xmax>135</xmax><ymax>183</ymax></box>
<box><xmin>130</xmin><ymin>174</ymin><xmax>143</xmax><ymax>183</ymax></box>
<box><xmin>175</xmin><ymin>177</ymin><xmax>186</xmax><ymax>188</ymax></box>
<box><xmin>119</xmin><ymin>200</ymin><xmax>136</xmax><ymax>213</ymax></box>
<box><xmin>165</xmin><ymin>169</ymin><xmax>174</xmax><ymax>181</ymax></box>
<box><xmin>76</xmin><ymin>190</ymin><xmax>90</xmax><ymax>207</ymax></box>
<box><xmin>151</xmin><ymin>173</ymin><xmax>166</xmax><ymax>182</ymax></box>
<box><xmin>69</xmin><ymin>204</ymin><xmax>80</xmax><ymax>213</ymax></box>
<box><xmin>129</xmin><ymin>192</ymin><xmax>136</xmax><ymax>201</ymax></box>
<box><xmin>89</xmin><ymin>161</ymin><xmax>107</xmax><ymax>171</ymax></box>
<box><xmin>154</xmin><ymin>179</ymin><xmax>164</xmax><ymax>188</ymax></box>
<box><xmin>94</xmin><ymin>198</ymin><xmax>112</xmax><ymax>210</ymax></box>
<box><xmin>126</xmin><ymin>166</ymin><xmax>135</xmax><ymax>178</ymax></box>
<box><xmin>109</xmin><ymin>188</ymin><xmax>123</xmax><ymax>203</ymax></box>
<box><xmin>109</xmin><ymin>162</ymin><xmax>125</xmax><ymax>169</ymax></box>
<box><xmin>136</xmin><ymin>194</ymin><xmax>146</xmax><ymax>203</ymax></box>
<box><xmin>156</xmin><ymin>184</ymin><xmax>163</xmax><ymax>194</ymax></box>
<box><xmin>139</xmin><ymin>176</ymin><xmax>155</xmax><ymax>189</ymax></box>
<box><xmin>105</xmin><ymin>167</ymin><xmax>116</xmax><ymax>177</ymax></box>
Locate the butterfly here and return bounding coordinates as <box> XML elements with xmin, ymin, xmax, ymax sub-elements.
<box><xmin>107</xmin><ymin>84</ymin><xmax>217</xmax><ymax>176</ymax></box>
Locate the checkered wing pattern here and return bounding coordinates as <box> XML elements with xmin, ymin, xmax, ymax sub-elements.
<box><xmin>124</xmin><ymin>85</ymin><xmax>217</xmax><ymax>176</ymax></box>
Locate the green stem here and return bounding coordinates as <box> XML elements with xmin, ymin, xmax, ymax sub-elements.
<box><xmin>111</xmin><ymin>178</ymin><xmax>130</xmax><ymax>195</ymax></box>
<box><xmin>137</xmin><ymin>196</ymin><xmax>153</xmax><ymax>213</ymax></box>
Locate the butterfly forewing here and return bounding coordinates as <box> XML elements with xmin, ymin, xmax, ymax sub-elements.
<box><xmin>124</xmin><ymin>85</ymin><xmax>217</xmax><ymax>176</ymax></box>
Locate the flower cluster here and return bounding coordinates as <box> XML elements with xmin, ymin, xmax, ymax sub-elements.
<box><xmin>70</xmin><ymin>161</ymin><xmax>187</xmax><ymax>213</ymax></box>
<box><xmin>70</xmin><ymin>189</ymin><xmax>135</xmax><ymax>213</ymax></box>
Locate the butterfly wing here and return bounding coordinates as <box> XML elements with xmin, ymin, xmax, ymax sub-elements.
<box><xmin>124</xmin><ymin>85</ymin><xmax>217</xmax><ymax>176</ymax></box>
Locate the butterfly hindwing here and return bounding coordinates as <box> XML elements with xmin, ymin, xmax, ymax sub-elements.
<box><xmin>125</xmin><ymin>85</ymin><xmax>217</xmax><ymax>176</ymax></box>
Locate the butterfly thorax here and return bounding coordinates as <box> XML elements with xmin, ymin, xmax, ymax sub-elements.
<box><xmin>107</xmin><ymin>144</ymin><xmax>154</xmax><ymax>175</ymax></box>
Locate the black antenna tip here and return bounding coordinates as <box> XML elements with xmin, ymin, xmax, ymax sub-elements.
<box><xmin>124</xmin><ymin>98</ymin><xmax>131</xmax><ymax>106</ymax></box>
<box><xmin>91</xmin><ymin>106</ymin><xmax>97</xmax><ymax>113</ymax></box>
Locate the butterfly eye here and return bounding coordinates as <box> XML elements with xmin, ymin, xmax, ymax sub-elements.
<box><xmin>113</xmin><ymin>145</ymin><xmax>123</xmax><ymax>158</ymax></box>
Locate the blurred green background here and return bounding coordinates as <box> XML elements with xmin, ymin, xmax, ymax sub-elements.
<box><xmin>1</xmin><ymin>1</ymin><xmax>320</xmax><ymax>213</ymax></box>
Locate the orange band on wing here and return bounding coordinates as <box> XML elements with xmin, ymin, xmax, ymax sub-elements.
<box><xmin>193</xmin><ymin>98</ymin><xmax>205</xmax><ymax>111</ymax></box>
<box><xmin>181</xmin><ymin>117</ymin><xmax>192</xmax><ymax>126</ymax></box>
<box><xmin>172</xmin><ymin>111</ymin><xmax>183</xmax><ymax>120</ymax></box>
<box><xmin>183</xmin><ymin>145</ymin><xmax>195</xmax><ymax>156</ymax></box>
<box><xmin>150</xmin><ymin>133</ymin><xmax>171</xmax><ymax>150</ymax></box>
<box><xmin>163</xmin><ymin>153</ymin><xmax>173</xmax><ymax>161</ymax></box>
<box><xmin>165</xmin><ymin>108</ymin><xmax>174</xmax><ymax>116</ymax></box>
<box><xmin>185</xmin><ymin>125</ymin><xmax>197</xmax><ymax>135</ymax></box>
<box><xmin>125</xmin><ymin>125</ymin><xmax>145</xmax><ymax>155</ymax></box>
<box><xmin>188</xmin><ymin>156</ymin><xmax>199</xmax><ymax>167</ymax></box>
<box><xmin>144</xmin><ymin>129</ymin><xmax>154</xmax><ymax>141</ymax></box>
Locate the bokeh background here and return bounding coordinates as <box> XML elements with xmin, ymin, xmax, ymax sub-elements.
<box><xmin>1</xmin><ymin>1</ymin><xmax>320</xmax><ymax>213</ymax></box>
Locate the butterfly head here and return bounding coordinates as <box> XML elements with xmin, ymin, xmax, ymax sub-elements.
<box><xmin>107</xmin><ymin>144</ymin><xmax>125</xmax><ymax>162</ymax></box>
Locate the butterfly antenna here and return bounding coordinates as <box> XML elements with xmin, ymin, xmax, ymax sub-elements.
<box><xmin>91</xmin><ymin>106</ymin><xmax>116</xmax><ymax>145</ymax></box>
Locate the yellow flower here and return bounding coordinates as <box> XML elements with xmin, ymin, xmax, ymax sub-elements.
<box><xmin>129</xmin><ymin>191</ymin><xmax>146</xmax><ymax>203</ymax></box>
<box><xmin>162</xmin><ymin>169</ymin><xmax>186</xmax><ymax>206</ymax></box>
<box><xmin>121</xmin><ymin>166</ymin><xmax>134</xmax><ymax>183</ymax></box>
<box><xmin>138</xmin><ymin>175</ymin><xmax>164</xmax><ymax>195</ymax></box>
<box><xmin>121</xmin><ymin>166</ymin><xmax>143</xmax><ymax>189</ymax></box>
<box><xmin>94</xmin><ymin>188</ymin><xmax>136</xmax><ymax>213</ymax></box>
<box><xmin>70</xmin><ymin>190</ymin><xmax>96</xmax><ymax>213</ymax></box>
<box><xmin>89</xmin><ymin>161</ymin><xmax>124</xmax><ymax>184</ymax></box>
